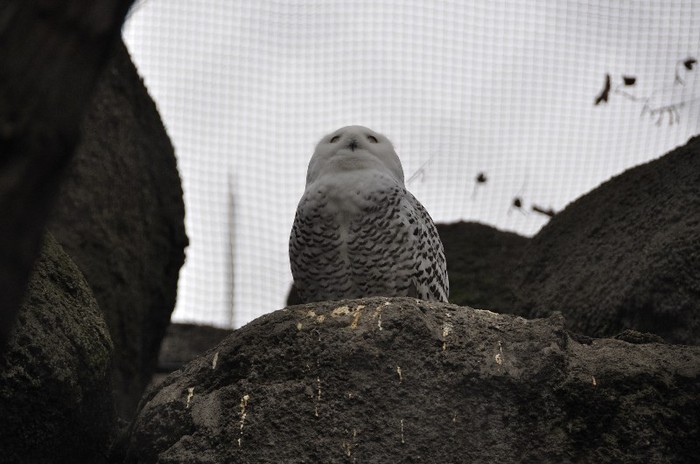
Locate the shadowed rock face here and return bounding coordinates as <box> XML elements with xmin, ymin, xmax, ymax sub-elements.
<box><xmin>0</xmin><ymin>0</ymin><xmax>135</xmax><ymax>359</ymax></box>
<box><xmin>123</xmin><ymin>298</ymin><xmax>700</xmax><ymax>464</ymax></box>
<box><xmin>510</xmin><ymin>135</ymin><xmax>700</xmax><ymax>345</ymax></box>
<box><xmin>0</xmin><ymin>234</ymin><xmax>115</xmax><ymax>464</ymax></box>
<box><xmin>437</xmin><ymin>221</ymin><xmax>528</xmax><ymax>311</ymax></box>
<box><xmin>428</xmin><ymin>136</ymin><xmax>700</xmax><ymax>345</ymax></box>
<box><xmin>49</xmin><ymin>39</ymin><xmax>188</xmax><ymax>419</ymax></box>
<box><xmin>158</xmin><ymin>324</ymin><xmax>234</xmax><ymax>372</ymax></box>
<box><xmin>148</xmin><ymin>324</ymin><xmax>234</xmax><ymax>388</ymax></box>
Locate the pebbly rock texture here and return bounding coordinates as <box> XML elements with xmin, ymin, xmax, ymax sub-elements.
<box><xmin>437</xmin><ymin>221</ymin><xmax>528</xmax><ymax>310</ymax></box>
<box><xmin>0</xmin><ymin>233</ymin><xmax>115</xmax><ymax>464</ymax></box>
<box><xmin>49</xmin><ymin>39</ymin><xmax>188</xmax><ymax>419</ymax></box>
<box><xmin>123</xmin><ymin>298</ymin><xmax>700</xmax><ymax>464</ymax></box>
<box><xmin>510</xmin><ymin>135</ymin><xmax>700</xmax><ymax>345</ymax></box>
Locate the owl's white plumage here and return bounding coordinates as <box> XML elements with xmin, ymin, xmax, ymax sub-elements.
<box><xmin>289</xmin><ymin>125</ymin><xmax>449</xmax><ymax>303</ymax></box>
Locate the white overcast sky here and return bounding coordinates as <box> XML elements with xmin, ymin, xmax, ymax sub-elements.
<box><xmin>123</xmin><ymin>0</ymin><xmax>700</xmax><ymax>328</ymax></box>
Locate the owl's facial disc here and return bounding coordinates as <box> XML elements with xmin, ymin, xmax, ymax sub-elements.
<box><xmin>306</xmin><ymin>125</ymin><xmax>405</xmax><ymax>186</ymax></box>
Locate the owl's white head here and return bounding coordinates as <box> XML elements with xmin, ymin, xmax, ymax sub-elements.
<box><xmin>305</xmin><ymin>126</ymin><xmax>405</xmax><ymax>186</ymax></box>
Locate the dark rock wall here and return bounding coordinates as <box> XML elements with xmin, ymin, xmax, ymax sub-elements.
<box><xmin>0</xmin><ymin>234</ymin><xmax>115</xmax><ymax>464</ymax></box>
<box><xmin>49</xmin><ymin>39</ymin><xmax>188</xmax><ymax>419</ymax></box>
<box><xmin>438</xmin><ymin>221</ymin><xmax>528</xmax><ymax>311</ymax></box>
<box><xmin>0</xmin><ymin>0</ymin><xmax>136</xmax><ymax>358</ymax></box>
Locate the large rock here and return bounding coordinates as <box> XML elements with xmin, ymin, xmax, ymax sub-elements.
<box><xmin>0</xmin><ymin>233</ymin><xmax>115</xmax><ymax>464</ymax></box>
<box><xmin>438</xmin><ymin>221</ymin><xmax>528</xmax><ymax>310</ymax></box>
<box><xmin>0</xmin><ymin>0</ymin><xmax>136</xmax><ymax>358</ymax></box>
<box><xmin>49</xmin><ymin>39</ymin><xmax>188</xmax><ymax>419</ymax></box>
<box><xmin>123</xmin><ymin>298</ymin><xmax>699</xmax><ymax>463</ymax></box>
<box><xmin>510</xmin><ymin>135</ymin><xmax>700</xmax><ymax>344</ymax></box>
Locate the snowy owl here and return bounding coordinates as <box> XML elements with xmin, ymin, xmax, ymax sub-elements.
<box><xmin>289</xmin><ymin>125</ymin><xmax>449</xmax><ymax>304</ymax></box>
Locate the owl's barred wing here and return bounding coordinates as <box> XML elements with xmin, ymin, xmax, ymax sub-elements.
<box><xmin>288</xmin><ymin>204</ymin><xmax>339</xmax><ymax>304</ymax></box>
<box><xmin>401</xmin><ymin>190</ymin><xmax>449</xmax><ymax>302</ymax></box>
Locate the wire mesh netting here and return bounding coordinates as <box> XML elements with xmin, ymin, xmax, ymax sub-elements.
<box><xmin>123</xmin><ymin>0</ymin><xmax>700</xmax><ymax>328</ymax></box>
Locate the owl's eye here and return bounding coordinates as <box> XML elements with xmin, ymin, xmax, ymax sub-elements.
<box><xmin>367</xmin><ymin>135</ymin><xmax>378</xmax><ymax>143</ymax></box>
<box><xmin>330</xmin><ymin>135</ymin><xmax>340</xmax><ymax>143</ymax></box>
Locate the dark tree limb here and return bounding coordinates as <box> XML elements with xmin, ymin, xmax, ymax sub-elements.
<box><xmin>0</xmin><ymin>0</ymin><xmax>135</xmax><ymax>357</ymax></box>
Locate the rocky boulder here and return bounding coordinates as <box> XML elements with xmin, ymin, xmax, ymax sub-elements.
<box><xmin>0</xmin><ymin>234</ymin><xmax>115</xmax><ymax>464</ymax></box>
<box><xmin>49</xmin><ymin>39</ymin><xmax>188</xmax><ymax>419</ymax></box>
<box><xmin>510</xmin><ymin>135</ymin><xmax>700</xmax><ymax>344</ymax></box>
<box><xmin>123</xmin><ymin>298</ymin><xmax>699</xmax><ymax>463</ymax></box>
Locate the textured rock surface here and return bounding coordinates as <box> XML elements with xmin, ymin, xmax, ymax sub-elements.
<box><xmin>0</xmin><ymin>234</ymin><xmax>115</xmax><ymax>464</ymax></box>
<box><xmin>438</xmin><ymin>221</ymin><xmax>528</xmax><ymax>310</ymax></box>
<box><xmin>511</xmin><ymin>135</ymin><xmax>700</xmax><ymax>344</ymax></box>
<box><xmin>123</xmin><ymin>298</ymin><xmax>699</xmax><ymax>464</ymax></box>
<box><xmin>0</xmin><ymin>0</ymin><xmax>135</xmax><ymax>357</ymax></box>
<box><xmin>49</xmin><ymin>39</ymin><xmax>188</xmax><ymax>419</ymax></box>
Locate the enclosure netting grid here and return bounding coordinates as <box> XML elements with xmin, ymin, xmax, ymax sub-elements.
<box><xmin>123</xmin><ymin>0</ymin><xmax>700</xmax><ymax>328</ymax></box>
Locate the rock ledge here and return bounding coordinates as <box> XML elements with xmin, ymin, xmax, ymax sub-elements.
<box><xmin>125</xmin><ymin>297</ymin><xmax>699</xmax><ymax>464</ymax></box>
